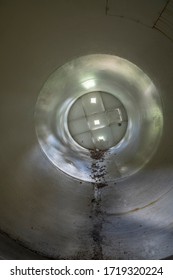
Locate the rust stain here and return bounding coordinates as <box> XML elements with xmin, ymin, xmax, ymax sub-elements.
<box><xmin>90</xmin><ymin>149</ymin><xmax>108</xmax><ymax>188</ymax></box>
<box><xmin>107</xmin><ymin>197</ymin><xmax>162</xmax><ymax>217</ymax></box>
<box><xmin>89</xmin><ymin>148</ymin><xmax>109</xmax><ymax>259</ymax></box>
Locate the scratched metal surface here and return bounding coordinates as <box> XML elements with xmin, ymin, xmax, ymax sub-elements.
<box><xmin>0</xmin><ymin>0</ymin><xmax>173</xmax><ymax>259</ymax></box>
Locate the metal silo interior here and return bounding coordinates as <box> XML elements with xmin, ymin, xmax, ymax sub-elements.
<box><xmin>0</xmin><ymin>0</ymin><xmax>173</xmax><ymax>259</ymax></box>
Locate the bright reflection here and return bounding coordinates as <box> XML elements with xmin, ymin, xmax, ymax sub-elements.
<box><xmin>91</xmin><ymin>97</ymin><xmax>96</xmax><ymax>104</ymax></box>
<box><xmin>117</xmin><ymin>108</ymin><xmax>123</xmax><ymax>122</ymax></box>
<box><xmin>82</xmin><ymin>79</ymin><xmax>96</xmax><ymax>89</ymax></box>
<box><xmin>98</xmin><ymin>136</ymin><xmax>105</xmax><ymax>141</ymax></box>
<box><xmin>94</xmin><ymin>120</ymin><xmax>100</xmax><ymax>125</ymax></box>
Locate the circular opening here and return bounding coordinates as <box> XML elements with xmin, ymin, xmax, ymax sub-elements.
<box><xmin>35</xmin><ymin>54</ymin><xmax>163</xmax><ymax>182</ymax></box>
<box><xmin>68</xmin><ymin>91</ymin><xmax>128</xmax><ymax>150</ymax></box>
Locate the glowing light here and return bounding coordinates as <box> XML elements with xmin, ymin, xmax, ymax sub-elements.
<box><xmin>82</xmin><ymin>79</ymin><xmax>96</xmax><ymax>89</ymax></box>
<box><xmin>94</xmin><ymin>119</ymin><xmax>100</xmax><ymax>125</ymax></box>
<box><xmin>98</xmin><ymin>136</ymin><xmax>105</xmax><ymax>141</ymax></box>
<box><xmin>117</xmin><ymin>108</ymin><xmax>123</xmax><ymax>122</ymax></box>
<box><xmin>91</xmin><ymin>97</ymin><xmax>96</xmax><ymax>104</ymax></box>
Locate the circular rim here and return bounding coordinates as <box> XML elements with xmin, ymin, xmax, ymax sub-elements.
<box><xmin>35</xmin><ymin>54</ymin><xmax>163</xmax><ymax>182</ymax></box>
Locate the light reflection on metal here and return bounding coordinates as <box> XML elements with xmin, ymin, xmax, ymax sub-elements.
<box><xmin>117</xmin><ymin>108</ymin><xmax>123</xmax><ymax>122</ymax></box>
<box><xmin>94</xmin><ymin>120</ymin><xmax>100</xmax><ymax>125</ymax></box>
<box><xmin>91</xmin><ymin>97</ymin><xmax>96</xmax><ymax>103</ymax></box>
<box><xmin>82</xmin><ymin>79</ymin><xmax>96</xmax><ymax>89</ymax></box>
<box><xmin>35</xmin><ymin>54</ymin><xmax>163</xmax><ymax>182</ymax></box>
<box><xmin>98</xmin><ymin>136</ymin><xmax>105</xmax><ymax>141</ymax></box>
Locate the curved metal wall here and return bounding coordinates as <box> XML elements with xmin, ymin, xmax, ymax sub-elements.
<box><xmin>0</xmin><ymin>0</ymin><xmax>173</xmax><ymax>259</ymax></box>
